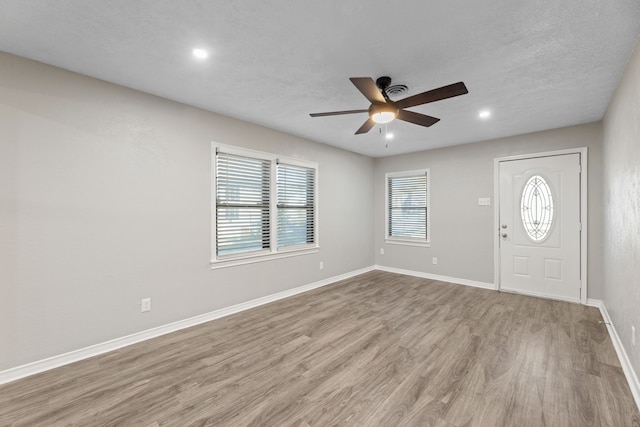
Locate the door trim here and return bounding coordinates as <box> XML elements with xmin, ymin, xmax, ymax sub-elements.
<box><xmin>493</xmin><ymin>147</ymin><xmax>588</xmax><ymax>304</ymax></box>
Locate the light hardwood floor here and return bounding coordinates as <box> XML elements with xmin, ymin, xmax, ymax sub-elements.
<box><xmin>1</xmin><ymin>271</ymin><xmax>639</xmax><ymax>426</ymax></box>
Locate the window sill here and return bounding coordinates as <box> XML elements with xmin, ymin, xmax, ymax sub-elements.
<box><xmin>211</xmin><ymin>246</ymin><xmax>320</xmax><ymax>270</ymax></box>
<box><xmin>385</xmin><ymin>239</ymin><xmax>431</xmax><ymax>248</ymax></box>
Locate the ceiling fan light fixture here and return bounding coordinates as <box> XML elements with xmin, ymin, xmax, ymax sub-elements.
<box><xmin>370</xmin><ymin>105</ymin><xmax>398</xmax><ymax>124</ymax></box>
<box><xmin>371</xmin><ymin>111</ymin><xmax>396</xmax><ymax>124</ymax></box>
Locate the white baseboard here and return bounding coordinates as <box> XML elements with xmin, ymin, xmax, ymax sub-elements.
<box><xmin>374</xmin><ymin>265</ymin><xmax>496</xmax><ymax>290</ymax></box>
<box><xmin>0</xmin><ymin>266</ymin><xmax>375</xmax><ymax>385</ymax></box>
<box><xmin>587</xmin><ymin>298</ymin><xmax>640</xmax><ymax>411</ymax></box>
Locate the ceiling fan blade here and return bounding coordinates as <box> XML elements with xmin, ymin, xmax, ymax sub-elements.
<box><xmin>397</xmin><ymin>110</ymin><xmax>440</xmax><ymax>127</ymax></box>
<box><xmin>355</xmin><ymin>118</ymin><xmax>376</xmax><ymax>134</ymax></box>
<box><xmin>395</xmin><ymin>82</ymin><xmax>468</xmax><ymax>109</ymax></box>
<box><xmin>309</xmin><ymin>109</ymin><xmax>368</xmax><ymax>117</ymax></box>
<box><xmin>350</xmin><ymin>77</ymin><xmax>386</xmax><ymax>104</ymax></box>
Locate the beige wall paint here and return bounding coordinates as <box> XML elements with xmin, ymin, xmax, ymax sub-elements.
<box><xmin>603</xmin><ymin>38</ymin><xmax>640</xmax><ymax>382</ymax></box>
<box><xmin>0</xmin><ymin>53</ymin><xmax>375</xmax><ymax>370</ymax></box>
<box><xmin>374</xmin><ymin>123</ymin><xmax>603</xmax><ymax>295</ymax></box>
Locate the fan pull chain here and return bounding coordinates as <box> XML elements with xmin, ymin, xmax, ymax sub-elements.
<box><xmin>384</xmin><ymin>124</ymin><xmax>394</xmax><ymax>148</ymax></box>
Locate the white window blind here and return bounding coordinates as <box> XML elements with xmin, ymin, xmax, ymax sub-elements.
<box><xmin>387</xmin><ymin>172</ymin><xmax>428</xmax><ymax>241</ymax></box>
<box><xmin>215</xmin><ymin>151</ymin><xmax>271</xmax><ymax>256</ymax></box>
<box><xmin>277</xmin><ymin>162</ymin><xmax>315</xmax><ymax>248</ymax></box>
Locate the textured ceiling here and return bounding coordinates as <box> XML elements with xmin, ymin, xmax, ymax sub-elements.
<box><xmin>1</xmin><ymin>0</ymin><xmax>639</xmax><ymax>157</ymax></box>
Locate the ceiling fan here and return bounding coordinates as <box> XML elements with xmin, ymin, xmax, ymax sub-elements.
<box><xmin>310</xmin><ymin>76</ymin><xmax>468</xmax><ymax>134</ymax></box>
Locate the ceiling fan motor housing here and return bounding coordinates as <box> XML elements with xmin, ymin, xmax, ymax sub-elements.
<box><xmin>376</xmin><ymin>76</ymin><xmax>393</xmax><ymax>91</ymax></box>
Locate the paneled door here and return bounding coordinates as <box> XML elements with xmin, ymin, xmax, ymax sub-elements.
<box><xmin>498</xmin><ymin>154</ymin><xmax>581</xmax><ymax>302</ymax></box>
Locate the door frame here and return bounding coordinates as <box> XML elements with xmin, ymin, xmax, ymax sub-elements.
<box><xmin>493</xmin><ymin>147</ymin><xmax>588</xmax><ymax>304</ymax></box>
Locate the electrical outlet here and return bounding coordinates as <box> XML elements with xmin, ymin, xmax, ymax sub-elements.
<box><xmin>141</xmin><ymin>298</ymin><xmax>151</xmax><ymax>313</ymax></box>
<box><xmin>380</xmin><ymin>248</ymin><xmax>384</xmax><ymax>255</ymax></box>
<box><xmin>633</xmin><ymin>325</ymin><xmax>636</xmax><ymax>346</ymax></box>
<box><xmin>432</xmin><ymin>257</ymin><xmax>438</xmax><ymax>265</ymax></box>
<box><xmin>319</xmin><ymin>261</ymin><xmax>324</xmax><ymax>270</ymax></box>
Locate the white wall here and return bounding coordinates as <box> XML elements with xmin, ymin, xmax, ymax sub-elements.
<box><xmin>0</xmin><ymin>52</ymin><xmax>375</xmax><ymax>371</ymax></box>
<box><xmin>374</xmin><ymin>123</ymin><xmax>603</xmax><ymax>295</ymax></box>
<box><xmin>603</xmin><ymin>38</ymin><xmax>640</xmax><ymax>382</ymax></box>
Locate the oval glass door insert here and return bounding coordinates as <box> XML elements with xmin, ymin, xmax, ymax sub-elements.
<box><xmin>520</xmin><ymin>175</ymin><xmax>554</xmax><ymax>241</ymax></box>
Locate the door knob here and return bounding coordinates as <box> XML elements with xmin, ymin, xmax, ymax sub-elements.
<box><xmin>501</xmin><ymin>224</ymin><xmax>507</xmax><ymax>229</ymax></box>
<box><xmin>501</xmin><ymin>233</ymin><xmax>508</xmax><ymax>238</ymax></box>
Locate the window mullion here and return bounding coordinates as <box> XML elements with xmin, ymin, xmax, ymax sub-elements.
<box><xmin>269</xmin><ymin>158</ymin><xmax>278</xmax><ymax>252</ymax></box>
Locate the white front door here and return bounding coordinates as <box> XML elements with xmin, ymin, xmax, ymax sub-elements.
<box><xmin>498</xmin><ymin>153</ymin><xmax>582</xmax><ymax>302</ymax></box>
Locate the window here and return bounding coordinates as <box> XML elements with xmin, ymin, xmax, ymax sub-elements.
<box><xmin>386</xmin><ymin>169</ymin><xmax>429</xmax><ymax>246</ymax></box>
<box><xmin>215</xmin><ymin>152</ymin><xmax>271</xmax><ymax>257</ymax></box>
<box><xmin>277</xmin><ymin>162</ymin><xmax>316</xmax><ymax>249</ymax></box>
<box><xmin>213</xmin><ymin>144</ymin><xmax>317</xmax><ymax>266</ymax></box>
<box><xmin>520</xmin><ymin>175</ymin><xmax>554</xmax><ymax>242</ymax></box>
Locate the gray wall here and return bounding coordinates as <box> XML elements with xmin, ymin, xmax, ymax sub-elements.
<box><xmin>603</xmin><ymin>39</ymin><xmax>640</xmax><ymax>382</ymax></box>
<box><xmin>374</xmin><ymin>123</ymin><xmax>603</xmax><ymax>295</ymax></box>
<box><xmin>0</xmin><ymin>53</ymin><xmax>375</xmax><ymax>370</ymax></box>
<box><xmin>1</xmin><ymin>46</ymin><xmax>625</xmax><ymax>375</ymax></box>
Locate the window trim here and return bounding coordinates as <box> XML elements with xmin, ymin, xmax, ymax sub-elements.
<box><xmin>385</xmin><ymin>169</ymin><xmax>431</xmax><ymax>247</ymax></box>
<box><xmin>211</xmin><ymin>143</ymin><xmax>319</xmax><ymax>269</ymax></box>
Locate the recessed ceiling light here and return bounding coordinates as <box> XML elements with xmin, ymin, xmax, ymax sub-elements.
<box><xmin>479</xmin><ymin>110</ymin><xmax>491</xmax><ymax>119</ymax></box>
<box><xmin>385</xmin><ymin>132</ymin><xmax>394</xmax><ymax>140</ymax></box>
<box><xmin>192</xmin><ymin>48</ymin><xmax>209</xmax><ymax>59</ymax></box>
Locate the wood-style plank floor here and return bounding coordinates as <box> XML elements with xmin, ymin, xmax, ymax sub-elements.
<box><xmin>1</xmin><ymin>271</ymin><xmax>639</xmax><ymax>426</ymax></box>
